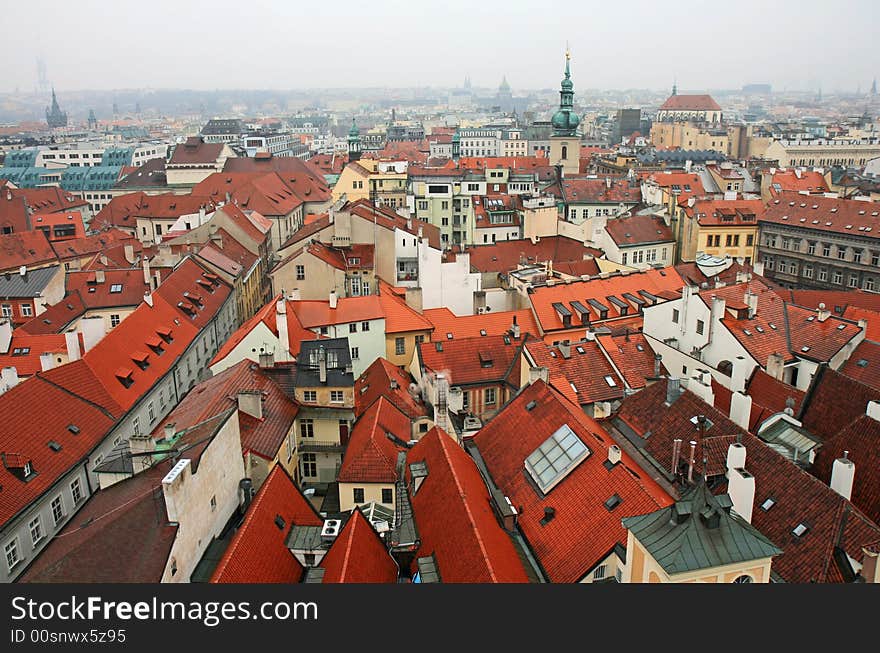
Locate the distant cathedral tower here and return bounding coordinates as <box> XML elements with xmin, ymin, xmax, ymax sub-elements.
<box><xmin>46</xmin><ymin>88</ymin><xmax>68</xmax><ymax>128</ymax></box>
<box><xmin>549</xmin><ymin>48</ymin><xmax>580</xmax><ymax>175</ymax></box>
<box><xmin>348</xmin><ymin>118</ymin><xmax>361</xmax><ymax>162</ymax></box>
<box><xmin>87</xmin><ymin>109</ymin><xmax>98</xmax><ymax>131</ymax></box>
<box><xmin>872</xmin><ymin>78</ymin><xmax>877</xmax><ymax>97</ymax></box>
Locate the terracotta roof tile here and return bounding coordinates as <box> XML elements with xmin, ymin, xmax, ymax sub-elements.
<box><xmin>354</xmin><ymin>357</ymin><xmax>429</xmax><ymax>421</ymax></box>
<box><xmin>762</xmin><ymin>192</ymin><xmax>880</xmax><ymax>237</ymax></box>
<box><xmin>337</xmin><ymin>397</ymin><xmax>410</xmax><ymax>483</ymax></box>
<box><xmin>423</xmin><ymin>307</ymin><xmax>538</xmax><ymax>341</ymax></box>
<box><xmin>525</xmin><ymin>339</ymin><xmax>623</xmax><ymax>405</ymax></box>
<box><xmin>320</xmin><ymin>509</ymin><xmax>398</xmax><ymax>583</ymax></box>
<box><xmin>596</xmin><ymin>332</ymin><xmax>662</xmax><ymax>390</ymax></box>
<box><xmin>211</xmin><ymin>465</ymin><xmax>322</xmax><ymax>583</ymax></box>
<box><xmin>418</xmin><ymin>334</ymin><xmax>523</xmax><ymax>388</ymax></box>
<box><xmin>407</xmin><ymin>428</ymin><xmax>530</xmax><ymax>582</ymax></box>
<box><xmin>604</xmin><ymin>214</ymin><xmax>674</xmax><ymax>247</ymax></box>
<box><xmin>659</xmin><ymin>94</ymin><xmax>722</xmax><ymax>111</ymax></box>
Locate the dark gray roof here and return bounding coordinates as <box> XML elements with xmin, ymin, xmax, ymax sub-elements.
<box><xmin>296</xmin><ymin>338</ymin><xmax>354</xmax><ymax>388</ymax></box>
<box><xmin>303</xmin><ymin>567</ymin><xmax>325</xmax><ymax>583</ymax></box>
<box><xmin>200</xmin><ymin>119</ymin><xmax>245</xmax><ymax>136</ymax></box>
<box><xmin>390</xmin><ymin>452</ymin><xmax>419</xmax><ymax>549</ymax></box>
<box><xmin>0</xmin><ymin>264</ymin><xmax>59</xmax><ymax>297</ymax></box>
<box><xmin>286</xmin><ymin>525</ymin><xmax>324</xmax><ymax>551</ymax></box>
<box><xmin>621</xmin><ymin>482</ymin><xmax>782</xmax><ymax>575</ymax></box>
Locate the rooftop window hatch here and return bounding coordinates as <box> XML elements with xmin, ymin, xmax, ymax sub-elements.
<box><xmin>524</xmin><ymin>423</ymin><xmax>590</xmax><ymax>494</ymax></box>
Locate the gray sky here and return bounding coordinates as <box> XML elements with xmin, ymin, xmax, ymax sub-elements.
<box><xmin>3</xmin><ymin>0</ymin><xmax>878</xmax><ymax>93</ymax></box>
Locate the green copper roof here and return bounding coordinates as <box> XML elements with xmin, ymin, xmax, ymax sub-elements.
<box><xmin>552</xmin><ymin>50</ymin><xmax>579</xmax><ymax>136</ymax></box>
<box><xmin>348</xmin><ymin>118</ymin><xmax>360</xmax><ymax>138</ymax></box>
<box><xmin>622</xmin><ymin>482</ymin><xmax>782</xmax><ymax>576</ymax></box>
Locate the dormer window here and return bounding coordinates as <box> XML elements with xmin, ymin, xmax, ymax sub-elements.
<box><xmin>131</xmin><ymin>351</ymin><xmax>150</xmax><ymax>371</ymax></box>
<box><xmin>2</xmin><ymin>453</ymin><xmax>36</xmax><ymax>482</ymax></box>
<box><xmin>157</xmin><ymin>327</ymin><xmax>173</xmax><ymax>344</ymax></box>
<box><xmin>115</xmin><ymin>368</ymin><xmax>134</xmax><ymax>389</ymax></box>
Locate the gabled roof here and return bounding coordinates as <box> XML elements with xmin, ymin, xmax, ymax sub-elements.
<box><xmin>65</xmin><ymin>268</ymin><xmax>147</xmax><ymax>309</ymax></box>
<box><xmin>355</xmin><ymin>357</ymin><xmax>429</xmax><ymax>421</ymax></box>
<box><xmin>337</xmin><ymin>397</ymin><xmax>410</xmax><ymax>484</ymax></box>
<box><xmin>560</xmin><ymin>177</ymin><xmax>642</xmax><ymax>205</ymax></box>
<box><xmin>688</xmin><ymin>198</ymin><xmax>764</xmax><ymax>227</ymax></box>
<box><xmin>290</xmin><ymin>295</ymin><xmax>384</xmax><ymax>329</ymax></box>
<box><xmin>93</xmin><ymin>192</ymin><xmax>214</xmax><ymax>229</ymax></box>
<box><xmin>0</xmin><ymin>332</ymin><xmax>72</xmax><ymax>377</ymax></box>
<box><xmin>279</xmin><ymin>214</ymin><xmax>332</xmax><ymax>250</ymax></box>
<box><xmin>406</xmin><ymin>428</ymin><xmax>530</xmax><ymax>582</ymax></box>
<box><xmin>319</xmin><ymin>509</ymin><xmax>398</xmax><ymax>583</ymax></box>
<box><xmin>463</xmin><ymin>236</ymin><xmax>602</xmax><ymax>275</ymax></box>
<box><xmin>595</xmin><ymin>332</ymin><xmax>662</xmax><ymax>390</ymax></box>
<box><xmin>473</xmin><ymin>380</ymin><xmax>672</xmax><ymax>583</ymax></box>
<box><xmin>7</xmin><ymin>186</ymin><xmax>89</xmax><ymax>213</ymax></box>
<box><xmin>604</xmin><ymin>214</ymin><xmax>674</xmax><ymax>247</ymax></box>
<box><xmin>168</xmin><ymin>136</ymin><xmax>225</xmax><ymax>165</ymax></box>
<box><xmin>659</xmin><ymin>94</ymin><xmax>722</xmax><ymax>111</ymax></box>
<box><xmin>0</xmin><ymin>376</ymin><xmax>115</xmax><ymax>529</ymax></box>
<box><xmin>223</xmin><ymin>154</ymin><xmax>331</xmax><ymax>203</ymax></box>
<box><xmin>377</xmin><ymin>282</ymin><xmax>433</xmax><ymax>334</ymax></box>
<box><xmin>770</xmin><ymin>169</ymin><xmax>830</xmax><ymax>194</ymax></box>
<box><xmin>840</xmin><ymin>340</ymin><xmax>880</xmax><ymax>392</ymax></box>
<box><xmin>0</xmin><ymin>230</ymin><xmax>58</xmax><ymax>271</ymax></box>
<box><xmin>623</xmin><ymin>481</ymin><xmax>782</xmax><ymax>575</ymax></box>
<box><xmin>346</xmin><ymin>199</ymin><xmax>442</xmax><ymax>250</ymax></box>
<box><xmin>50</xmin><ymin>228</ymin><xmax>138</xmax><ymax>262</ymax></box>
<box><xmin>152</xmin><ymin>358</ymin><xmax>298</xmax><ymax>461</ymax></box>
<box><xmin>418</xmin><ymin>334</ymin><xmax>523</xmax><ymax>388</ymax></box>
<box><xmin>800</xmin><ymin>367</ymin><xmax>880</xmax><ymax>442</ymax></box>
<box><xmin>529</xmin><ymin>267</ymin><xmax>684</xmax><ymax>332</ymax></box>
<box><xmin>644</xmin><ymin>172</ymin><xmax>707</xmax><ymax>199</ymax></box>
<box><xmin>524</xmin><ymin>339</ymin><xmax>623</xmax><ymax>406</ymax></box>
<box><xmin>0</xmin><ymin>264</ymin><xmax>59</xmax><ymax>297</ymax></box>
<box><xmin>211</xmin><ymin>465</ymin><xmax>323</xmax><ymax>583</ymax></box>
<box><xmin>746</xmin><ymin>369</ymin><xmax>806</xmax><ymax>420</ymax></box>
<box><xmin>423</xmin><ymin>307</ymin><xmax>538</xmax><ymax>341</ymax></box>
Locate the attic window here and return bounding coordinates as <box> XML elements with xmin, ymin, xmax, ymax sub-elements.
<box><xmin>446</xmin><ymin>333</ymin><xmax>453</xmax><ymax>340</ymax></box>
<box><xmin>48</xmin><ymin>441</ymin><xmax>62</xmax><ymax>453</ymax></box>
<box><xmin>837</xmin><ymin>324</ymin><xmax>846</xmax><ymax>330</ymax></box>
<box><xmin>157</xmin><ymin>327</ymin><xmax>173</xmax><ymax>343</ymax></box>
<box><xmin>604</xmin><ymin>494</ymin><xmax>622</xmax><ymax>511</ymax></box>
<box><xmin>857</xmin><ymin>359</ymin><xmax>869</xmax><ymax>368</ymax></box>
<box><xmin>792</xmin><ymin>523</ymin><xmax>809</xmax><ymax>537</ymax></box>
<box><xmin>479</xmin><ymin>329</ymin><xmax>487</xmax><ymax>337</ymax></box>
<box><xmin>576</xmin><ymin>346</ymin><xmax>586</xmax><ymax>354</ymax></box>
<box><xmin>743</xmin><ymin>329</ymin><xmax>752</xmax><ymax>336</ymax></box>
<box><xmin>115</xmin><ymin>368</ymin><xmax>134</xmax><ymax>389</ymax></box>
<box><xmin>67</xmin><ymin>424</ymin><xmax>80</xmax><ymax>435</ymax></box>
<box><xmin>760</xmin><ymin>498</ymin><xmax>775</xmax><ymax>511</ymax></box>
<box><xmin>769</xmin><ymin>323</ymin><xmax>777</xmax><ymax>330</ymax></box>
<box><xmin>479</xmin><ymin>351</ymin><xmax>494</xmax><ymax>368</ymax></box>
<box><xmin>604</xmin><ymin>376</ymin><xmax>617</xmax><ymax>387</ymax></box>
<box><xmin>12</xmin><ymin>348</ymin><xmax>30</xmax><ymax>356</ymax></box>
<box><xmin>274</xmin><ymin>515</ymin><xmax>286</xmax><ymax>531</ymax></box>
<box><xmin>755</xmin><ymin>326</ymin><xmax>764</xmax><ymax>333</ymax></box>
<box><xmin>131</xmin><ymin>351</ymin><xmax>150</xmax><ymax>370</ymax></box>
<box><xmin>110</xmin><ymin>284</ymin><xmax>123</xmax><ymax>293</ymax></box>
<box><xmin>525</xmin><ymin>400</ymin><xmax>538</xmax><ymax>411</ymax></box>
<box><xmin>525</xmin><ymin>423</ymin><xmax>590</xmax><ymax>495</ymax></box>
<box><xmin>435</xmin><ymin>342</ymin><xmax>443</xmax><ymax>352</ymax></box>
<box><xmin>801</xmin><ymin>346</ymin><xmax>810</xmax><ymax>353</ymax></box>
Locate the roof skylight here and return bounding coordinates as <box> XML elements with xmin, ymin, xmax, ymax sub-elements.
<box><xmin>525</xmin><ymin>423</ymin><xmax>590</xmax><ymax>494</ymax></box>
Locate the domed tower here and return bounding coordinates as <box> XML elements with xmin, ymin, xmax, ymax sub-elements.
<box><xmin>550</xmin><ymin>48</ymin><xmax>580</xmax><ymax>175</ymax></box>
<box><xmin>87</xmin><ymin>109</ymin><xmax>98</xmax><ymax>131</ymax></box>
<box><xmin>347</xmin><ymin>118</ymin><xmax>361</xmax><ymax>162</ymax></box>
<box><xmin>451</xmin><ymin>130</ymin><xmax>461</xmax><ymax>161</ymax></box>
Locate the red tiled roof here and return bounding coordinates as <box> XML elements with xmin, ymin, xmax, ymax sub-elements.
<box><xmin>346</xmin><ymin>199</ymin><xmax>442</xmax><ymax>250</ymax></box>
<box><xmin>407</xmin><ymin>428</ymin><xmax>530</xmax><ymax>582</ymax></box>
<box><xmin>291</xmin><ymin>295</ymin><xmax>384</xmax><ymax>329</ymax></box>
<box><xmin>210</xmin><ymin>297</ymin><xmax>279</xmax><ymax>366</ymax></box>
<box><xmin>525</xmin><ymin>339</ymin><xmax>623</xmax><ymax>406</ymax></box>
<box><xmin>604</xmin><ymin>214</ymin><xmax>674</xmax><ymax>247</ymax></box>
<box><xmin>464</xmin><ymin>236</ymin><xmax>602</xmax><ymax>275</ymax></box>
<box><xmin>9</xmin><ymin>186</ymin><xmax>89</xmax><ymax>213</ymax></box>
<box><xmin>762</xmin><ymin>192</ymin><xmax>880</xmax><ymax>237</ymax></box>
<box><xmin>418</xmin><ymin>334</ymin><xmax>523</xmax><ymax>388</ymax></box>
<box><xmin>659</xmin><ymin>94</ymin><xmax>722</xmax><ymax>111</ymax></box>
<box><xmin>0</xmin><ymin>376</ymin><xmax>115</xmax><ymax>528</ymax></box>
<box><xmin>377</xmin><ymin>282</ymin><xmax>433</xmax><ymax>334</ymax></box>
<box><xmin>18</xmin><ymin>465</ymin><xmax>176</xmax><ymax>582</ymax></box>
<box><xmin>168</xmin><ymin>136</ymin><xmax>224</xmax><ymax>165</ymax></box>
<box><xmin>354</xmin><ymin>357</ymin><xmax>429</xmax><ymax>421</ymax></box>
<box><xmin>305</xmin><ymin>241</ymin><xmax>374</xmax><ymax>272</ymax></box>
<box><xmin>193</xmin><ymin>173</ymin><xmax>305</xmax><ymax>217</ymax></box>
<box><xmin>560</xmin><ymin>177</ymin><xmax>642</xmax><ymax>205</ymax></box>
<box><xmin>424</xmin><ymin>307</ymin><xmax>538</xmax><ymax>341</ymax></box>
<box><xmin>0</xmin><ymin>332</ymin><xmax>72</xmax><ymax>376</ymax></box>
<box><xmin>305</xmin><ymin>153</ymin><xmax>349</xmax><ymax>176</ymax></box>
<box><xmin>800</xmin><ymin>367</ymin><xmax>880</xmax><ymax>442</ymax></box>
<box><xmin>529</xmin><ymin>267</ymin><xmax>684</xmax><ymax>332</ymax></box>
<box><xmin>279</xmin><ymin>214</ymin><xmax>332</xmax><ymax>250</ymax></box>
<box><xmin>746</xmin><ymin>369</ymin><xmax>806</xmax><ymax>417</ymax></box>
<box><xmin>811</xmin><ymin>415</ymin><xmax>880</xmax><ymax>526</ymax></box>
<box><xmin>842</xmin><ymin>307</ymin><xmax>880</xmax><ymax>341</ymax></box>
<box><xmin>0</xmin><ymin>192</ymin><xmax>30</xmax><ymax>233</ymax></box>
<box><xmin>0</xmin><ymin>230</ymin><xmax>58</xmax><ymax>271</ymax></box>
<box><xmin>617</xmin><ymin>380</ymin><xmax>880</xmax><ymax>583</ymax></box>
<box><xmin>553</xmin><ymin>258</ymin><xmax>602</xmax><ymax>278</ymax></box>
<box><xmin>596</xmin><ymin>332</ymin><xmax>662</xmax><ymax>390</ymax></box>
<box><xmin>688</xmin><ymin>198</ymin><xmax>765</xmax><ymax>226</ymax></box>
<box><xmin>770</xmin><ymin>169</ymin><xmax>829</xmax><ymax>194</ymax></box>
<box><xmin>337</xmin><ymin>397</ymin><xmax>410</xmax><ymax>483</ymax></box>
<box><xmin>320</xmin><ymin>509</ymin><xmax>398</xmax><ymax>583</ymax></box>
<box><xmin>65</xmin><ymin>268</ymin><xmax>148</xmax><ymax>309</ymax></box>
<box><xmin>50</xmin><ymin>228</ymin><xmax>140</xmax><ymax>262</ymax></box>
<box><xmin>474</xmin><ymin>380</ymin><xmax>672</xmax><ymax>582</ymax></box>
<box><xmin>223</xmin><ymin>155</ymin><xmax>332</xmax><ymax>203</ymax></box>
<box><xmin>840</xmin><ymin>340</ymin><xmax>880</xmax><ymax>392</ymax></box>
<box><xmin>211</xmin><ymin>465</ymin><xmax>322</xmax><ymax>583</ymax></box>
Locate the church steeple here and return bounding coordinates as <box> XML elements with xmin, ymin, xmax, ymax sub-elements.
<box><xmin>551</xmin><ymin>47</ymin><xmax>579</xmax><ymax>137</ymax></box>
<box><xmin>347</xmin><ymin>118</ymin><xmax>361</xmax><ymax>162</ymax></box>
<box><xmin>45</xmin><ymin>87</ymin><xmax>68</xmax><ymax>128</ymax></box>
<box><xmin>672</xmin><ymin>78</ymin><xmax>677</xmax><ymax>96</ymax></box>
<box><xmin>872</xmin><ymin>78</ymin><xmax>877</xmax><ymax>96</ymax></box>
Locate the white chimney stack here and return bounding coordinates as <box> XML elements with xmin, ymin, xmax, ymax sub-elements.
<box><xmin>729</xmin><ymin>391</ymin><xmax>753</xmax><ymax>430</ymax></box>
<box><xmin>275</xmin><ymin>299</ymin><xmax>291</xmax><ymax>362</ymax></box>
<box><xmin>726</xmin><ymin>442</ymin><xmax>747</xmax><ymax>473</ymax></box>
<box><xmin>237</xmin><ymin>390</ymin><xmax>263</xmax><ymax>420</ymax></box>
<box><xmin>143</xmin><ymin>256</ymin><xmax>152</xmax><ymax>288</ymax></box>
<box><xmin>144</xmin><ymin>291</ymin><xmax>153</xmax><ymax>307</ymax></box>
<box><xmin>95</xmin><ymin>269</ymin><xmax>105</xmax><ymax>284</ymax></box>
<box><xmin>1</xmin><ymin>366</ymin><xmax>20</xmax><ymax>391</ymax></box>
<box><xmin>608</xmin><ymin>445</ymin><xmax>622</xmax><ymax>466</ymax></box>
<box><xmin>728</xmin><ymin>467</ymin><xmax>756</xmax><ymax>523</ymax></box>
<box><xmin>64</xmin><ymin>330</ymin><xmax>81</xmax><ymax>361</ymax></box>
<box><xmin>329</xmin><ymin>289</ymin><xmax>338</xmax><ymax>309</ymax></box>
<box><xmin>830</xmin><ymin>452</ymin><xmax>855</xmax><ymax>501</ymax></box>
<box><xmin>40</xmin><ymin>352</ymin><xmax>56</xmax><ymax>372</ymax></box>
<box><xmin>867</xmin><ymin>401</ymin><xmax>880</xmax><ymax>422</ymax></box>
<box><xmin>0</xmin><ymin>320</ymin><xmax>12</xmax><ymax>354</ymax></box>
<box><xmin>816</xmin><ymin>302</ymin><xmax>831</xmax><ymax>322</ymax></box>
<box><xmin>79</xmin><ymin>315</ymin><xmax>106</xmax><ymax>352</ymax></box>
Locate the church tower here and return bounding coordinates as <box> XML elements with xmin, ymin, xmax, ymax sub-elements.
<box><xmin>45</xmin><ymin>88</ymin><xmax>68</xmax><ymax>128</ymax></box>
<box><xmin>549</xmin><ymin>48</ymin><xmax>580</xmax><ymax>175</ymax></box>
<box><xmin>87</xmin><ymin>109</ymin><xmax>98</xmax><ymax>131</ymax></box>
<box><xmin>347</xmin><ymin>118</ymin><xmax>361</xmax><ymax>162</ymax></box>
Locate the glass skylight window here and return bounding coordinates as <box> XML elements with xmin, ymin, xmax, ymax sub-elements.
<box><xmin>525</xmin><ymin>424</ymin><xmax>590</xmax><ymax>494</ymax></box>
<box><xmin>110</xmin><ymin>284</ymin><xmax>123</xmax><ymax>293</ymax></box>
<box><xmin>604</xmin><ymin>376</ymin><xmax>617</xmax><ymax>387</ymax></box>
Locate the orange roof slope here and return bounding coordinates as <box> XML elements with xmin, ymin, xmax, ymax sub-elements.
<box><xmin>407</xmin><ymin>428</ymin><xmax>529</xmax><ymax>582</ymax></box>
<box><xmin>377</xmin><ymin>282</ymin><xmax>433</xmax><ymax>333</ymax></box>
<box><xmin>659</xmin><ymin>94</ymin><xmax>721</xmax><ymax>111</ymax></box>
<box><xmin>320</xmin><ymin>509</ymin><xmax>398</xmax><ymax>583</ymax></box>
<box><xmin>418</xmin><ymin>334</ymin><xmax>523</xmax><ymax>387</ymax></box>
<box><xmin>337</xmin><ymin>397</ymin><xmax>410</xmax><ymax>484</ymax></box>
<box><xmin>473</xmin><ymin>380</ymin><xmax>672</xmax><ymax>583</ymax></box>
<box><xmin>354</xmin><ymin>357</ymin><xmax>428</xmax><ymax>421</ymax></box>
<box><xmin>424</xmin><ymin>307</ymin><xmax>538</xmax><ymax>341</ymax></box>
<box><xmin>596</xmin><ymin>332</ymin><xmax>662</xmax><ymax>390</ymax></box>
<box><xmin>211</xmin><ymin>465</ymin><xmax>323</xmax><ymax>583</ymax></box>
<box><xmin>0</xmin><ymin>230</ymin><xmax>58</xmax><ymax>271</ymax></box>
<box><xmin>525</xmin><ymin>339</ymin><xmax>623</xmax><ymax>406</ymax></box>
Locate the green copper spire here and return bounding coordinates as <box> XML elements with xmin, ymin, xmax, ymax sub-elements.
<box><xmin>551</xmin><ymin>48</ymin><xmax>579</xmax><ymax>136</ymax></box>
<box><xmin>348</xmin><ymin>118</ymin><xmax>360</xmax><ymax>138</ymax></box>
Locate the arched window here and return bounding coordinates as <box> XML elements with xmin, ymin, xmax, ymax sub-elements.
<box><xmin>717</xmin><ymin>360</ymin><xmax>733</xmax><ymax>377</ymax></box>
<box><xmin>561</xmin><ymin>145</ymin><xmax>568</xmax><ymax>160</ymax></box>
<box><xmin>732</xmin><ymin>574</ymin><xmax>752</xmax><ymax>583</ymax></box>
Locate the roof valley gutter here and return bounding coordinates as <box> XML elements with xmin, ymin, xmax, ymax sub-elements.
<box><xmin>463</xmin><ymin>440</ymin><xmax>548</xmax><ymax>583</ymax></box>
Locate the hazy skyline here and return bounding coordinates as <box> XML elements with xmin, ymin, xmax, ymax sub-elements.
<box><xmin>3</xmin><ymin>0</ymin><xmax>879</xmax><ymax>94</ymax></box>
